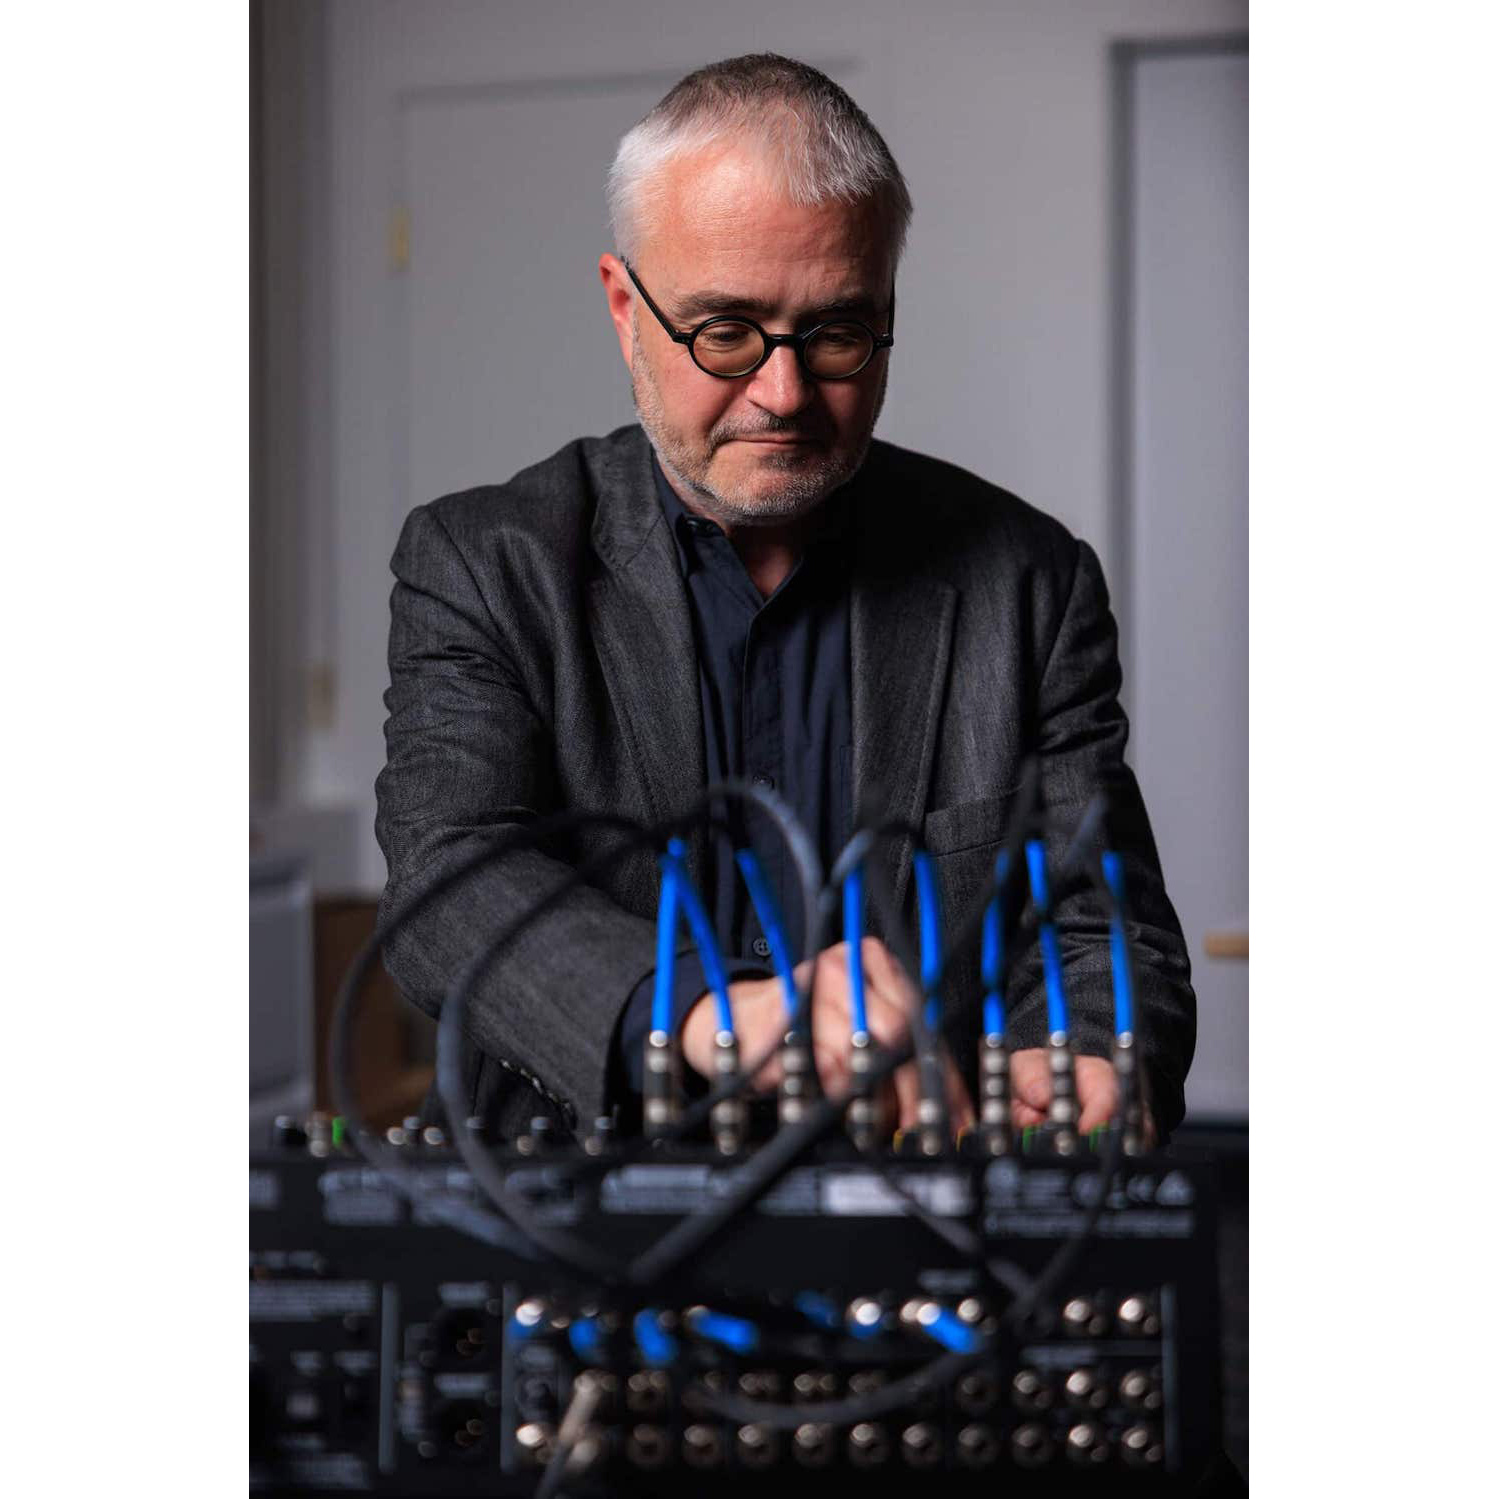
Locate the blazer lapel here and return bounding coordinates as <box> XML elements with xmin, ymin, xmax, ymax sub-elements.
<box><xmin>851</xmin><ymin>495</ymin><xmax>957</xmax><ymax>919</ymax></box>
<box><xmin>586</xmin><ymin>431</ymin><xmax>709</xmax><ymax>874</ymax></box>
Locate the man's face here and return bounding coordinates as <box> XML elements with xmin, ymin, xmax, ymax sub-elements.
<box><xmin>602</xmin><ymin>145</ymin><xmax>893</xmax><ymax>529</ymax></box>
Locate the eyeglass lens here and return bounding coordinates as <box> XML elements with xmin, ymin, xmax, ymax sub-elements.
<box><xmin>691</xmin><ymin>320</ymin><xmax>876</xmax><ymax>378</ymax></box>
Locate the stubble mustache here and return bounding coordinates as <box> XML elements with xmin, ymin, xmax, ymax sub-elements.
<box><xmin>708</xmin><ymin>414</ymin><xmax>832</xmax><ymax>450</ymax></box>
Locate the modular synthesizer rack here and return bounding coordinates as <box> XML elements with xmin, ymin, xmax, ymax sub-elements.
<box><xmin>250</xmin><ymin>1128</ymin><xmax>1219</xmax><ymax>1495</ymax></box>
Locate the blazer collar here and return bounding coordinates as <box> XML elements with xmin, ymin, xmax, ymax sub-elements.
<box><xmin>588</xmin><ymin>425</ymin><xmax>665</xmax><ymax>571</ymax></box>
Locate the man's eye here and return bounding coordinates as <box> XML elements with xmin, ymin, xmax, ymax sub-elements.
<box><xmin>698</xmin><ymin>325</ymin><xmax>756</xmax><ymax>348</ymax></box>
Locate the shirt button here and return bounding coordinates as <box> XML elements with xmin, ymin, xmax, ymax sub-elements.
<box><xmin>751</xmin><ymin>772</ymin><xmax>775</xmax><ymax>789</ymax></box>
<box><xmin>751</xmin><ymin>937</ymin><xmax>772</xmax><ymax>960</ymax></box>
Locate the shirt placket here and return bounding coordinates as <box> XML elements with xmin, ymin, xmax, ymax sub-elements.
<box><xmin>741</xmin><ymin>601</ymin><xmax>795</xmax><ymax>959</ymax></box>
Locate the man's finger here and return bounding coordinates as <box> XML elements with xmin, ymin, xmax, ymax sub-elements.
<box><xmin>748</xmin><ymin>1047</ymin><xmax>784</xmax><ymax>1091</ymax></box>
<box><xmin>890</xmin><ymin>1059</ymin><xmax>922</xmax><ymax>1133</ymax></box>
<box><xmin>813</xmin><ymin>1044</ymin><xmax>849</xmax><ymax>1098</ymax></box>
<box><xmin>944</xmin><ymin>1055</ymin><xmax>976</xmax><ymax>1135</ymax></box>
<box><xmin>861</xmin><ymin>937</ymin><xmax>914</xmax><ymax>997</ymax></box>
<box><xmin>1076</xmin><ymin>1056</ymin><xmax>1121</xmax><ymax>1135</ymax></box>
<box><xmin>808</xmin><ymin>973</ymin><xmax>852</xmax><ymax>1053</ymax></box>
<box><xmin>1009</xmin><ymin>1047</ymin><xmax>1051</xmax><ymax>1111</ymax></box>
<box><xmin>862</xmin><ymin>986</ymin><xmax>912</xmax><ymax>1054</ymax></box>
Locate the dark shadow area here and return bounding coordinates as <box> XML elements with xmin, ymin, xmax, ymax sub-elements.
<box><xmin>1175</xmin><ymin>1121</ymin><xmax>1248</xmax><ymax>1484</ymax></box>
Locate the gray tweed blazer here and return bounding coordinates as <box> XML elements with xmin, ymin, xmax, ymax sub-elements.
<box><xmin>376</xmin><ymin>424</ymin><xmax>1195</xmax><ymax>1141</ymax></box>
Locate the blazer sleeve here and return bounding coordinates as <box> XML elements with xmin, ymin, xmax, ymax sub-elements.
<box><xmin>1002</xmin><ymin>536</ymin><xmax>1198</xmax><ymax>1136</ymax></box>
<box><xmin>374</xmin><ymin>504</ymin><xmax>669</xmax><ymax>1137</ymax></box>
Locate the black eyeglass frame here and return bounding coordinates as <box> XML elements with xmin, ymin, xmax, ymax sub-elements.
<box><xmin>623</xmin><ymin>259</ymin><xmax>895</xmax><ymax>381</ymax></box>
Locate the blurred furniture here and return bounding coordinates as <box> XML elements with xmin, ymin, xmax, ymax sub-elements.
<box><xmin>1204</xmin><ymin>928</ymin><xmax>1249</xmax><ymax>960</ymax></box>
<box><xmin>312</xmin><ymin>896</ymin><xmax>433</xmax><ymax>1128</ymax></box>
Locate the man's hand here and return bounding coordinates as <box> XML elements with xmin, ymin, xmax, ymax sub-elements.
<box><xmin>1009</xmin><ymin>1049</ymin><xmax>1157</xmax><ymax>1146</ymax></box>
<box><xmin>679</xmin><ymin>938</ymin><xmax>975</xmax><ymax>1136</ymax></box>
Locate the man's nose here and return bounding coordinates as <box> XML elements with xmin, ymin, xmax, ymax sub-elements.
<box><xmin>745</xmin><ymin>343</ymin><xmax>815</xmax><ymax>418</ymax></box>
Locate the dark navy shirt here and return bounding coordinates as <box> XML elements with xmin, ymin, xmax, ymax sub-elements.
<box><xmin>614</xmin><ymin>455</ymin><xmax>854</xmax><ymax>1090</ymax></box>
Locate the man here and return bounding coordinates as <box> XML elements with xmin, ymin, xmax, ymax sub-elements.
<box><xmin>376</xmin><ymin>55</ymin><xmax>1194</xmax><ymax>1147</ymax></box>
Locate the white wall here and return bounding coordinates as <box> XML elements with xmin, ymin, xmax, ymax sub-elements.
<box><xmin>1126</xmin><ymin>46</ymin><xmax>1249</xmax><ymax>1120</ymax></box>
<box><xmin>254</xmin><ymin>0</ymin><xmax>1248</xmax><ymax>910</ymax></box>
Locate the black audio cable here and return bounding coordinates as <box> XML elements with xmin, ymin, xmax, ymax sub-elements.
<box><xmin>839</xmin><ymin>816</ymin><xmax>954</xmax><ymax>1153</ymax></box>
<box><xmin>825</xmin><ymin>825</ymin><xmax>882</xmax><ymax>1148</ymax></box>
<box><xmin>334</xmin><ymin>801</ymin><xmax>788</xmax><ymax>1277</ymax></box>
<box><xmin>621</xmin><ymin>791</ymin><xmax>1060</xmax><ymax>1291</ymax></box>
<box><xmin>622</xmin><ymin>1028</ymin><xmax>921</xmax><ymax>1287</ymax></box>
<box><xmin>532</xmin><ymin>1369</ymin><xmax>604</xmax><ymax>1499</ymax></box>
<box><xmin>435</xmin><ymin>825</ymin><xmax>671</xmax><ymax>1281</ymax></box>
<box><xmin>622</xmin><ymin>779</ymin><xmax>1135</xmax><ymax>1300</ymax></box>
<box><xmin>328</xmin><ymin>786</ymin><xmax>1138</xmax><ymax>1449</ymax></box>
<box><xmin>334</xmin><ymin>775</ymin><xmax>1132</xmax><ymax>1310</ymax></box>
<box><xmin>328</xmin><ymin>780</ymin><xmax>819</xmax><ymax>1267</ymax></box>
<box><xmin>862</xmin><ymin>1158</ymin><xmax>1035</xmax><ymax>1301</ymax></box>
<box><xmin>625</xmin><ymin>783</ymin><xmax>1158</xmax><ymax>1303</ymax></box>
<box><xmin>431</xmin><ymin>782</ymin><xmax>825</xmax><ymax>1276</ymax></box>
<box><xmin>620</xmin><ymin>816</ymin><xmax>946</xmax><ymax>1288</ymax></box>
<box><xmin>694</xmin><ymin>1119</ymin><xmax>1127</xmax><ymax>1431</ymax></box>
<box><xmin>328</xmin><ymin>807</ymin><xmax>653</xmax><ymax>1258</ymax></box>
<box><xmin>735</xmin><ymin>846</ymin><xmax>821</xmax><ymax>1127</ymax></box>
<box><xmin>598</xmin><ymin>770</ymin><xmax>1040</xmax><ymax>1172</ymax></box>
<box><xmin>433</xmin><ymin>805</ymin><xmax>800</xmax><ymax>1278</ymax></box>
<box><xmin>621</xmin><ymin>832</ymin><xmax>945</xmax><ymax>1291</ymax></box>
<box><xmin>554</xmin><ymin>788</ymin><xmax>1135</xmax><ymax>1429</ymax></box>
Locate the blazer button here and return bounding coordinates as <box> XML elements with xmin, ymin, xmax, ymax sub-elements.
<box><xmin>751</xmin><ymin>772</ymin><xmax>775</xmax><ymax>789</ymax></box>
<box><xmin>752</xmin><ymin>937</ymin><xmax>772</xmax><ymax>960</ymax></box>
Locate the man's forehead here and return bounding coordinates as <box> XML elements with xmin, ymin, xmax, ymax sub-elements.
<box><xmin>639</xmin><ymin>145</ymin><xmax>891</xmax><ymax>296</ymax></box>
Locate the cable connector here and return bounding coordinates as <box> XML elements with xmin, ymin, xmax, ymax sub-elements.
<box><xmin>777</xmin><ymin>1028</ymin><xmax>820</xmax><ymax>1128</ymax></box>
<box><xmin>1099</xmin><ymin>849</ymin><xmax>1146</xmax><ymax>1155</ymax></box>
<box><xmin>1023</xmin><ymin>1031</ymin><xmax>1080</xmax><ymax>1157</ymax></box>
<box><xmin>643</xmin><ymin>1028</ymin><xmax>681</xmax><ymax>1140</ymax></box>
<box><xmin>709</xmin><ymin>1029</ymin><xmax>746</xmax><ymax>1155</ymax></box>
<box><xmin>977</xmin><ymin>1032</ymin><xmax>1013</xmax><ymax>1155</ymax></box>
<box><xmin>1112</xmin><ymin>1031</ymin><xmax>1146</xmax><ymax>1156</ymax></box>
<box><xmin>685</xmin><ymin>1306</ymin><xmax>759</xmax><ymax>1355</ymax></box>
<box><xmin>910</xmin><ymin>1048</ymin><xmax>950</xmax><ymax>1157</ymax></box>
<box><xmin>1031</xmin><ymin>1030</ymin><xmax>1080</xmax><ymax>1157</ymax></box>
<box><xmin>846</xmin><ymin>1295</ymin><xmax>891</xmax><ymax>1340</ymax></box>
<box><xmin>911</xmin><ymin>850</ymin><xmax>951</xmax><ymax>1156</ymax></box>
<box><xmin>632</xmin><ymin>1308</ymin><xmax>678</xmax><ymax>1369</ymax></box>
<box><xmin>846</xmin><ymin>1030</ymin><xmax>878</xmax><ymax>1151</ymax></box>
<box><xmin>901</xmin><ymin>1298</ymin><xmax>982</xmax><ymax>1354</ymax></box>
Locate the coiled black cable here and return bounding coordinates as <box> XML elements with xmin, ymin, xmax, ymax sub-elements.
<box><xmin>328</xmin><ymin>771</ymin><xmax>1140</xmax><ymax>1436</ymax></box>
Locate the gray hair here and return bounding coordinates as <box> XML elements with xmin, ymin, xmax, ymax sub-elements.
<box><xmin>607</xmin><ymin>54</ymin><xmax>912</xmax><ymax>269</ymax></box>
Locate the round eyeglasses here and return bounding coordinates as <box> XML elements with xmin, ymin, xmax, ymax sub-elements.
<box><xmin>624</xmin><ymin>260</ymin><xmax>895</xmax><ymax>381</ymax></box>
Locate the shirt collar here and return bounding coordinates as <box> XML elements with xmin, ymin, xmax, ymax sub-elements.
<box><xmin>650</xmin><ymin>451</ymin><xmax>854</xmax><ymax>579</ymax></box>
<box><xmin>651</xmin><ymin>454</ymin><xmax>710</xmax><ymax>577</ymax></box>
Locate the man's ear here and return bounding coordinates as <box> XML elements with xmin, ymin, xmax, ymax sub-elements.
<box><xmin>598</xmin><ymin>254</ymin><xmax>635</xmax><ymax>372</ymax></box>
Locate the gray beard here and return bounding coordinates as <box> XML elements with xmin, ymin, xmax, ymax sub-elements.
<box><xmin>628</xmin><ymin>317</ymin><xmax>884</xmax><ymax>529</ymax></box>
